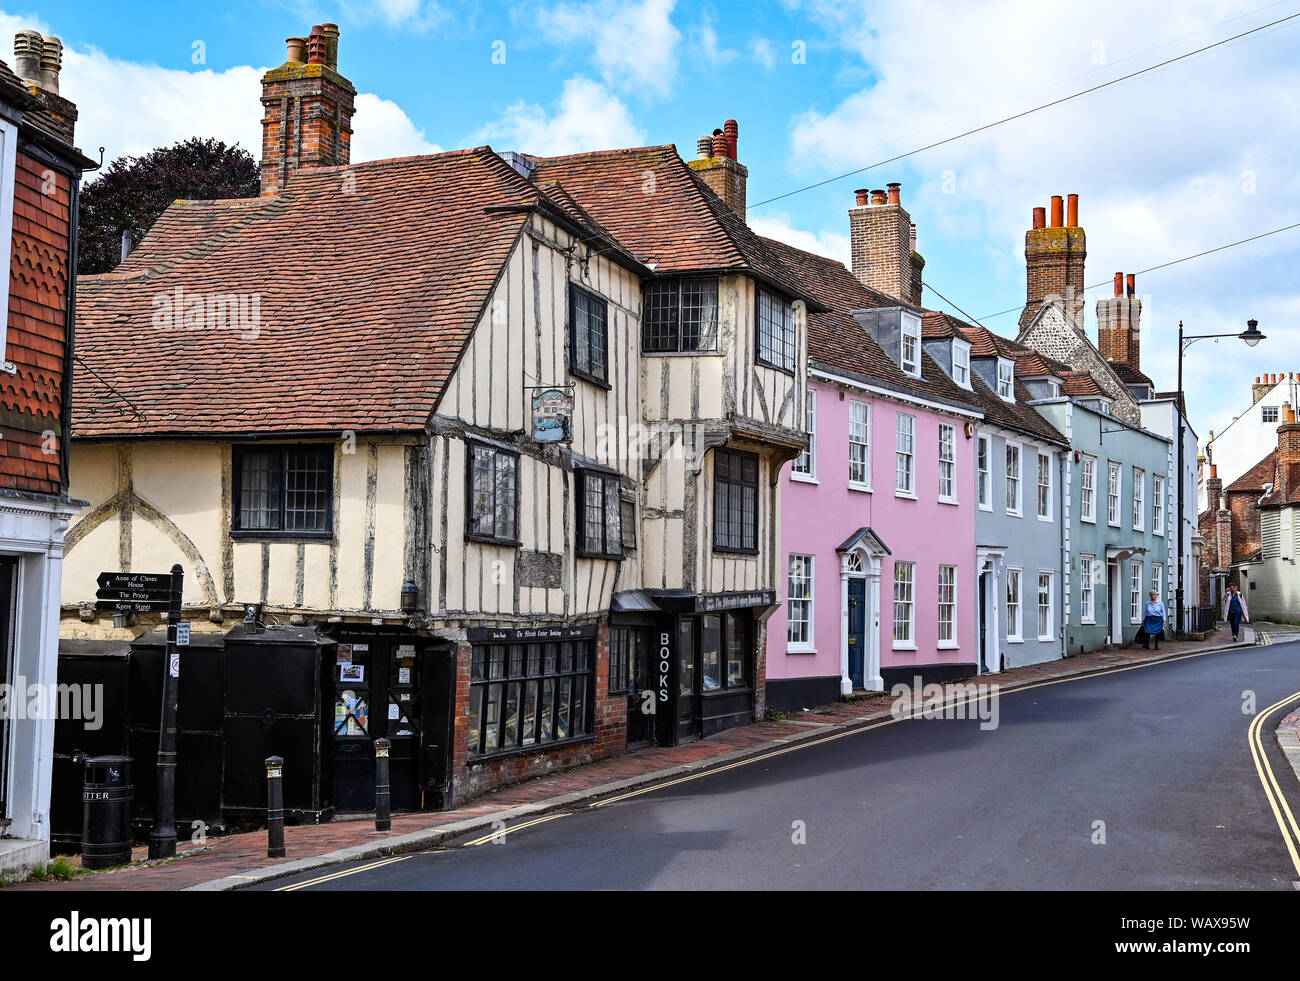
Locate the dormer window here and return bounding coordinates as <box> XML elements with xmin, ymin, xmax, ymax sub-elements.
<box><xmin>997</xmin><ymin>358</ymin><xmax>1014</xmax><ymax>401</ymax></box>
<box><xmin>1048</xmin><ymin>381</ymin><xmax>1061</xmax><ymax>398</ymax></box>
<box><xmin>900</xmin><ymin>312</ymin><xmax>921</xmax><ymax>377</ymax></box>
<box><xmin>952</xmin><ymin>340</ymin><xmax>971</xmax><ymax>389</ymax></box>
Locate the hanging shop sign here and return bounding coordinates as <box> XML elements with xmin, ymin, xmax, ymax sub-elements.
<box><xmin>527</xmin><ymin>385</ymin><xmax>574</xmax><ymax>443</ymax></box>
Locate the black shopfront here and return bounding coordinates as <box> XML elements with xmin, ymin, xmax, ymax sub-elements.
<box><xmin>611</xmin><ymin>589</ymin><xmax>774</xmax><ymax>747</ymax></box>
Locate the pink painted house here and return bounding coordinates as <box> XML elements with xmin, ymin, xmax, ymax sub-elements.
<box><xmin>761</xmin><ymin>189</ymin><xmax>983</xmax><ymax>708</ymax></box>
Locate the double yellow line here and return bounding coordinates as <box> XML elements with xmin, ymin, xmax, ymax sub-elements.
<box><xmin>1247</xmin><ymin>690</ymin><xmax>1300</xmax><ymax>879</ymax></box>
<box><xmin>273</xmin><ymin>854</ymin><xmax>410</xmax><ymax>892</ymax></box>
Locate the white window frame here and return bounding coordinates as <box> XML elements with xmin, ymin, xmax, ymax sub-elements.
<box><xmin>1037</xmin><ymin>571</ymin><xmax>1054</xmax><ymax>641</ymax></box>
<box><xmin>976</xmin><ymin>435</ymin><xmax>991</xmax><ymax>511</ymax></box>
<box><xmin>1129</xmin><ymin>559</ymin><xmax>1143</xmax><ymax>624</ymax></box>
<box><xmin>996</xmin><ymin>358</ymin><xmax>1014</xmax><ymax>401</ymax></box>
<box><xmin>895</xmin><ymin>413</ymin><xmax>916</xmax><ymax>498</ymax></box>
<box><xmin>1132</xmin><ymin>467</ymin><xmax>1145</xmax><ymax>532</ymax></box>
<box><xmin>1080</xmin><ymin>454</ymin><xmax>1097</xmax><ymax>523</ymax></box>
<box><xmin>792</xmin><ymin>390</ymin><xmax>817</xmax><ymax>482</ymax></box>
<box><xmin>892</xmin><ymin>561</ymin><xmax>916</xmax><ymax>650</ymax></box>
<box><xmin>1080</xmin><ymin>554</ymin><xmax>1096</xmax><ymax>623</ymax></box>
<box><xmin>938</xmin><ymin>423</ymin><xmax>957</xmax><ymax>503</ymax></box>
<box><xmin>1107</xmin><ymin>461</ymin><xmax>1122</xmax><ymax>527</ymax></box>
<box><xmin>786</xmin><ymin>553</ymin><xmax>815</xmax><ymax>652</ymax></box>
<box><xmin>1005</xmin><ymin>567</ymin><xmax>1023</xmax><ymax>642</ymax></box>
<box><xmin>1005</xmin><ymin>441</ymin><xmax>1022</xmax><ymax>517</ymax></box>
<box><xmin>900</xmin><ymin>312</ymin><xmax>921</xmax><ymax>377</ymax></box>
<box><xmin>937</xmin><ymin>564</ymin><xmax>958</xmax><ymax>648</ymax></box>
<box><xmin>952</xmin><ymin>340</ymin><xmax>971</xmax><ymax>390</ymax></box>
<box><xmin>1263</xmin><ymin>405</ymin><xmax>1279</xmax><ymax>423</ymax></box>
<box><xmin>1036</xmin><ymin>450</ymin><xmax>1052</xmax><ymax>521</ymax></box>
<box><xmin>848</xmin><ymin>399</ymin><xmax>871</xmax><ymax>490</ymax></box>
<box><xmin>0</xmin><ymin>117</ymin><xmax>17</xmax><ymax>373</ymax></box>
<box><xmin>1153</xmin><ymin>474</ymin><xmax>1165</xmax><ymax>536</ymax></box>
<box><xmin>1152</xmin><ymin>562</ymin><xmax>1163</xmax><ymax>600</ymax></box>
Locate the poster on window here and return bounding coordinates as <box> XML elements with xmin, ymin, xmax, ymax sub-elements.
<box><xmin>527</xmin><ymin>386</ymin><xmax>574</xmax><ymax>443</ymax></box>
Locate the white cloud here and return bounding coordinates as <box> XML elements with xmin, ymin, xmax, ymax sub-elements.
<box><xmin>751</xmin><ymin>38</ymin><xmax>777</xmax><ymax>70</ymax></box>
<box><xmin>694</xmin><ymin>16</ymin><xmax>738</xmax><ymax>65</ymax></box>
<box><xmin>470</xmin><ymin>76</ymin><xmax>645</xmax><ymax>156</ymax></box>
<box><xmin>536</xmin><ymin>0</ymin><xmax>682</xmax><ymax>97</ymax></box>
<box><xmin>748</xmin><ymin>212</ymin><xmax>850</xmax><ymax>265</ymax></box>
<box><xmin>0</xmin><ymin>24</ymin><xmax>438</xmax><ymax>167</ymax></box>
<box><xmin>782</xmin><ymin>0</ymin><xmax>1300</xmax><ymax>438</ymax></box>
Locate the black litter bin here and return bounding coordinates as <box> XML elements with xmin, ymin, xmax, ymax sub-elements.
<box><xmin>81</xmin><ymin>755</ymin><xmax>133</xmax><ymax>869</ymax></box>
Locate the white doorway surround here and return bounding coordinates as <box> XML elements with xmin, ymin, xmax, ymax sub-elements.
<box><xmin>976</xmin><ymin>546</ymin><xmax>1006</xmax><ymax>674</ymax></box>
<box><xmin>836</xmin><ymin>528</ymin><xmax>889</xmax><ymax>693</ymax></box>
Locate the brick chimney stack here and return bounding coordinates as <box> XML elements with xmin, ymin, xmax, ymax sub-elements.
<box><xmin>848</xmin><ymin>182</ymin><xmax>924</xmax><ymax>305</ymax></box>
<box><xmin>689</xmin><ymin>119</ymin><xmax>747</xmax><ymax>219</ymax></box>
<box><xmin>13</xmin><ymin>31</ymin><xmax>77</xmax><ymax>143</ymax></box>
<box><xmin>1020</xmin><ymin>193</ymin><xmax>1086</xmax><ymax>332</ymax></box>
<box><xmin>1278</xmin><ymin>401</ymin><xmax>1300</xmax><ymax>464</ymax></box>
<box><xmin>1097</xmin><ymin>271</ymin><xmax>1142</xmax><ymax>369</ymax></box>
<box><xmin>260</xmin><ymin>23</ymin><xmax>356</xmax><ymax>196</ymax></box>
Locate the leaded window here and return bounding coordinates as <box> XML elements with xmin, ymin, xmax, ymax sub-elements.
<box><xmin>714</xmin><ymin>448</ymin><xmax>758</xmax><ymax>552</ymax></box>
<box><xmin>756</xmin><ymin>287</ymin><xmax>796</xmax><ymax>372</ymax></box>
<box><xmin>642</xmin><ymin>277</ymin><xmax>719</xmax><ymax>353</ymax></box>
<box><xmin>233</xmin><ymin>444</ymin><xmax>332</xmax><ymax>534</ymax></box>
<box><xmin>569</xmin><ymin>283</ymin><xmax>608</xmax><ymax>384</ymax></box>
<box><xmin>467</xmin><ymin>441</ymin><xmax>518</xmax><ymax>544</ymax></box>
<box><xmin>468</xmin><ymin>639</ymin><xmax>593</xmax><ymax>756</ymax></box>
<box><xmin>576</xmin><ymin>468</ymin><xmax>622</xmax><ymax>559</ymax></box>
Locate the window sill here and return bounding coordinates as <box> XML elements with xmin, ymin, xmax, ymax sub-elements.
<box><xmin>1005</xmin><ymin>637</ymin><xmax>1024</xmax><ymax>644</ymax></box>
<box><xmin>230</xmin><ymin>529</ymin><xmax>333</xmax><ymax>541</ymax></box>
<box><xmin>1036</xmin><ymin>635</ymin><xmax>1054</xmax><ymax>643</ymax></box>
<box><xmin>755</xmin><ymin>357</ymin><xmax>795</xmax><ymax>376</ymax></box>
<box><xmin>785</xmin><ymin>646</ymin><xmax>817</xmax><ymax>655</ymax></box>
<box><xmin>849</xmin><ymin>482</ymin><xmax>872</xmax><ymax>493</ymax></box>
<box><xmin>895</xmin><ymin>490</ymin><xmax>917</xmax><ymax>501</ymax></box>
<box><xmin>577</xmin><ymin>550</ymin><xmax>626</xmax><ymax>562</ymax></box>
<box><xmin>1037</xmin><ymin>514</ymin><xmax>1053</xmax><ymax>523</ymax></box>
<box><xmin>791</xmin><ymin>473</ymin><xmax>818</xmax><ymax>484</ymax></box>
<box><xmin>468</xmin><ymin>733</ymin><xmax>597</xmax><ymax>765</ymax></box>
<box><xmin>937</xmin><ymin>641</ymin><xmax>960</xmax><ymax>650</ymax></box>
<box><xmin>892</xmin><ymin>642</ymin><xmax>917</xmax><ymax>652</ymax></box>
<box><xmin>938</xmin><ymin>497</ymin><xmax>960</xmax><ymax>506</ymax></box>
<box><xmin>570</xmin><ymin>368</ymin><xmax>611</xmax><ymax>391</ymax></box>
<box><xmin>1081</xmin><ymin>618</ymin><xmax>1096</xmax><ymax>625</ymax></box>
<box><xmin>465</xmin><ymin>532</ymin><xmax>523</xmax><ymax>548</ymax></box>
<box><xmin>1081</xmin><ymin>516</ymin><xmax>1097</xmax><ymax>525</ymax></box>
<box><xmin>713</xmin><ymin>545</ymin><xmax>760</xmax><ymax>556</ymax></box>
<box><xmin>1006</xmin><ymin>510</ymin><xmax>1023</xmax><ymax>519</ymax></box>
<box><xmin>978</xmin><ymin>503</ymin><xmax>993</xmax><ymax>512</ymax></box>
<box><xmin>642</xmin><ymin>349</ymin><xmax>723</xmax><ymax>358</ymax></box>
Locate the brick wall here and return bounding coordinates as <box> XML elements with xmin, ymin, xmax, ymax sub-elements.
<box><xmin>1227</xmin><ymin>489</ymin><xmax>1263</xmax><ymax>564</ymax></box>
<box><xmin>260</xmin><ymin>62</ymin><xmax>356</xmax><ymax>195</ymax></box>
<box><xmin>1020</xmin><ymin>226</ymin><xmax>1086</xmax><ymax>333</ymax></box>
<box><xmin>448</xmin><ymin>622</ymin><xmax>628</xmax><ymax>806</ymax></box>
<box><xmin>1096</xmin><ymin>295</ymin><xmax>1141</xmax><ymax>368</ymax></box>
<box><xmin>849</xmin><ymin>203</ymin><xmax>917</xmax><ymax>304</ymax></box>
<box><xmin>0</xmin><ymin>149</ymin><xmax>69</xmax><ymax>496</ymax></box>
<box><xmin>689</xmin><ymin>156</ymin><xmax>747</xmax><ymax>220</ymax></box>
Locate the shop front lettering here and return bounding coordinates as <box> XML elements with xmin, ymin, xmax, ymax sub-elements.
<box><xmin>697</xmin><ymin>591</ymin><xmax>775</xmax><ymax>612</ymax></box>
<box><xmin>658</xmin><ymin>631</ymin><xmax>671</xmax><ymax>703</ymax></box>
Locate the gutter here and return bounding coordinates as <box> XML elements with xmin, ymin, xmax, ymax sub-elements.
<box><xmin>809</xmin><ymin>365</ymin><xmax>984</xmax><ymax>419</ymax></box>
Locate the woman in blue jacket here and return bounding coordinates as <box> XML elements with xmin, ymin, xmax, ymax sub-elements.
<box><xmin>1140</xmin><ymin>590</ymin><xmax>1166</xmax><ymax>650</ymax></box>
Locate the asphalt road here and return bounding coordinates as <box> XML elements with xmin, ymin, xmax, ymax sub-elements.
<box><xmin>257</xmin><ymin>640</ymin><xmax>1300</xmax><ymax>890</ymax></box>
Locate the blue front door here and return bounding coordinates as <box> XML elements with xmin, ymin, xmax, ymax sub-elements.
<box><xmin>847</xmin><ymin>578</ymin><xmax>866</xmax><ymax>689</ymax></box>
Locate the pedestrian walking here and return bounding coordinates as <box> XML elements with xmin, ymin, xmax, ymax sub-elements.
<box><xmin>1222</xmin><ymin>583</ymin><xmax>1250</xmax><ymax>642</ymax></box>
<box><xmin>1140</xmin><ymin>590</ymin><xmax>1166</xmax><ymax>650</ymax></box>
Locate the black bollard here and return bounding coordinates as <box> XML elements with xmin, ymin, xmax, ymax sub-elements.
<box><xmin>374</xmin><ymin>738</ymin><xmax>391</xmax><ymax>832</ymax></box>
<box><xmin>266</xmin><ymin>756</ymin><xmax>285</xmax><ymax>858</ymax></box>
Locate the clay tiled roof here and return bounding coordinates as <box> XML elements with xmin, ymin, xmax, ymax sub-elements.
<box><xmin>74</xmin><ymin>148</ymin><xmax>637</xmax><ymax>437</ymax></box>
<box><xmin>529</xmin><ymin>146</ymin><xmax>816</xmax><ymax>306</ymax></box>
<box><xmin>1062</xmin><ymin>370</ymin><xmax>1104</xmax><ymax>397</ymax></box>
<box><xmin>757</xmin><ymin>237</ymin><xmax>979</xmax><ymax>413</ymax></box>
<box><xmin>1108</xmin><ymin>359</ymin><xmax>1154</xmax><ymax>388</ymax></box>
<box><xmin>1227</xmin><ymin>450</ymin><xmax>1276</xmax><ymax>492</ymax></box>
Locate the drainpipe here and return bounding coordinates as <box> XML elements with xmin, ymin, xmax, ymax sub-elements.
<box><xmin>60</xmin><ymin>164</ymin><xmax>82</xmax><ymax>494</ymax></box>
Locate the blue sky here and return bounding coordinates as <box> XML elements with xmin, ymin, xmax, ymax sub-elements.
<box><xmin>12</xmin><ymin>0</ymin><xmax>1300</xmax><ymax>441</ymax></box>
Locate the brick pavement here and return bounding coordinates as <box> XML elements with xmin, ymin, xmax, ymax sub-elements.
<box><xmin>7</xmin><ymin>624</ymin><xmax>1259</xmax><ymax>892</ymax></box>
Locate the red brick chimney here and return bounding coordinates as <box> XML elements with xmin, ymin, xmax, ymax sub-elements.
<box><xmin>689</xmin><ymin>119</ymin><xmax>747</xmax><ymax>219</ymax></box>
<box><xmin>260</xmin><ymin>24</ymin><xmax>356</xmax><ymax>196</ymax></box>
<box><xmin>1278</xmin><ymin>401</ymin><xmax>1300</xmax><ymax>464</ymax></box>
<box><xmin>848</xmin><ymin>182</ymin><xmax>924</xmax><ymax>305</ymax></box>
<box><xmin>1020</xmin><ymin>194</ymin><xmax>1086</xmax><ymax>332</ymax></box>
<box><xmin>1097</xmin><ymin>271</ymin><xmax>1142</xmax><ymax>370</ymax></box>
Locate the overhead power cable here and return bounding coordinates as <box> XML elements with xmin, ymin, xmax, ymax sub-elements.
<box><xmin>749</xmin><ymin>10</ymin><xmax>1300</xmax><ymax>210</ymax></box>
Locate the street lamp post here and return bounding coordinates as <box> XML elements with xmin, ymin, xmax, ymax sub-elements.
<box><xmin>1175</xmin><ymin>318</ymin><xmax>1265</xmax><ymax>636</ymax></box>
